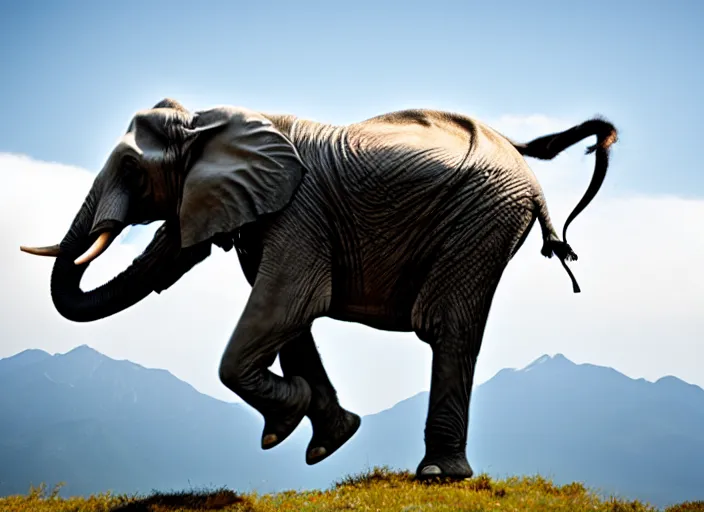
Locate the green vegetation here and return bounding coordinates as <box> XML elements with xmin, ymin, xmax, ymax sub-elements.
<box><xmin>1</xmin><ymin>467</ymin><xmax>703</xmax><ymax>512</ymax></box>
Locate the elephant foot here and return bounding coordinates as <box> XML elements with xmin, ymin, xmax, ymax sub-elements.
<box><xmin>260</xmin><ymin>376</ymin><xmax>312</xmax><ymax>450</ymax></box>
<box><xmin>306</xmin><ymin>408</ymin><xmax>361</xmax><ymax>465</ymax></box>
<box><xmin>415</xmin><ymin>452</ymin><xmax>474</xmax><ymax>481</ymax></box>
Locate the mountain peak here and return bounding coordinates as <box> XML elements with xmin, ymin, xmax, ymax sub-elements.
<box><xmin>521</xmin><ymin>353</ymin><xmax>574</xmax><ymax>372</ymax></box>
<box><xmin>63</xmin><ymin>344</ymin><xmax>103</xmax><ymax>356</ymax></box>
<box><xmin>655</xmin><ymin>375</ymin><xmax>704</xmax><ymax>395</ymax></box>
<box><xmin>0</xmin><ymin>348</ymin><xmax>51</xmax><ymax>366</ymax></box>
<box><xmin>58</xmin><ymin>345</ymin><xmax>107</xmax><ymax>365</ymax></box>
<box><xmin>656</xmin><ymin>375</ymin><xmax>686</xmax><ymax>385</ymax></box>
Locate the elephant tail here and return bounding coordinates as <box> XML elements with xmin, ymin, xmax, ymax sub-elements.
<box><xmin>512</xmin><ymin>117</ymin><xmax>618</xmax><ymax>294</ymax></box>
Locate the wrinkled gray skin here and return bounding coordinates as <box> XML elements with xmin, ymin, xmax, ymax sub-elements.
<box><xmin>21</xmin><ymin>99</ymin><xmax>617</xmax><ymax>479</ymax></box>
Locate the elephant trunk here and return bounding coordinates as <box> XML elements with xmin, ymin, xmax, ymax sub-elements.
<box><xmin>48</xmin><ymin>175</ymin><xmax>179</xmax><ymax>323</ymax></box>
<box><xmin>50</xmin><ymin>226</ymin><xmax>178</xmax><ymax>323</ymax></box>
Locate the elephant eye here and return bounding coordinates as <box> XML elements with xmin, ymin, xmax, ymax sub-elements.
<box><xmin>122</xmin><ymin>156</ymin><xmax>146</xmax><ymax>189</ymax></box>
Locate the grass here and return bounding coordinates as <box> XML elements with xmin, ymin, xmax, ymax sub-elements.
<box><xmin>1</xmin><ymin>467</ymin><xmax>703</xmax><ymax>512</ymax></box>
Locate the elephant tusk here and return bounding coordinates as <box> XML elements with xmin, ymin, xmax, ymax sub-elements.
<box><xmin>20</xmin><ymin>244</ymin><xmax>62</xmax><ymax>257</ymax></box>
<box><xmin>74</xmin><ymin>231</ymin><xmax>114</xmax><ymax>265</ymax></box>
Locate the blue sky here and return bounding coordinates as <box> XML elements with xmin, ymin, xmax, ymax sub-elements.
<box><xmin>1</xmin><ymin>1</ymin><xmax>703</xmax><ymax>413</ymax></box>
<box><xmin>1</xmin><ymin>0</ymin><xmax>703</xmax><ymax>197</ymax></box>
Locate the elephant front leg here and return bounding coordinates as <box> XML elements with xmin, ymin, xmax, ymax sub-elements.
<box><xmin>279</xmin><ymin>329</ymin><xmax>361</xmax><ymax>465</ymax></box>
<box><xmin>219</xmin><ymin>329</ymin><xmax>312</xmax><ymax>451</ymax></box>
<box><xmin>218</xmin><ymin>279</ymin><xmax>321</xmax><ymax>451</ymax></box>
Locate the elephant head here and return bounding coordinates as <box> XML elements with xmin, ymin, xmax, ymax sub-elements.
<box><xmin>20</xmin><ymin>99</ymin><xmax>305</xmax><ymax>322</ymax></box>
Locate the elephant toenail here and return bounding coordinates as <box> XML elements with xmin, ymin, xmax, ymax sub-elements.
<box><xmin>309</xmin><ymin>446</ymin><xmax>326</xmax><ymax>459</ymax></box>
<box><xmin>262</xmin><ymin>434</ymin><xmax>278</xmax><ymax>447</ymax></box>
<box><xmin>420</xmin><ymin>465</ymin><xmax>442</xmax><ymax>476</ymax></box>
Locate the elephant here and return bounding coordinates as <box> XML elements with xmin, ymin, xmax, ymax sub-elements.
<box><xmin>20</xmin><ymin>98</ymin><xmax>617</xmax><ymax>479</ymax></box>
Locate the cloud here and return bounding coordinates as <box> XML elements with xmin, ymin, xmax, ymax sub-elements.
<box><xmin>1</xmin><ymin>114</ymin><xmax>702</xmax><ymax>418</ymax></box>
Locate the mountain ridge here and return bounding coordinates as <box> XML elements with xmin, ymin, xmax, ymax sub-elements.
<box><xmin>7</xmin><ymin>345</ymin><xmax>701</xmax><ymax>398</ymax></box>
<box><xmin>1</xmin><ymin>346</ymin><xmax>702</xmax><ymax>508</ymax></box>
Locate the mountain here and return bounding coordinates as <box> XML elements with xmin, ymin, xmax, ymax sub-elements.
<box><xmin>469</xmin><ymin>354</ymin><xmax>704</xmax><ymax>506</ymax></box>
<box><xmin>0</xmin><ymin>347</ymin><xmax>702</xmax><ymax>508</ymax></box>
<box><xmin>0</xmin><ymin>345</ymin><xmax>268</xmax><ymax>497</ymax></box>
<box><xmin>356</xmin><ymin>353</ymin><xmax>704</xmax><ymax>508</ymax></box>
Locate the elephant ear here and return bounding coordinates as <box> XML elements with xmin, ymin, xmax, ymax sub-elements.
<box><xmin>179</xmin><ymin>106</ymin><xmax>305</xmax><ymax>248</ymax></box>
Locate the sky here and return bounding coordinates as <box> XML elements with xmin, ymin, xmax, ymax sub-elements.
<box><xmin>1</xmin><ymin>1</ymin><xmax>702</xmax><ymax>415</ymax></box>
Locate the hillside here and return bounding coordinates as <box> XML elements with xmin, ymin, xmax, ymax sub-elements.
<box><xmin>4</xmin><ymin>468</ymin><xmax>704</xmax><ymax>512</ymax></box>
<box><xmin>0</xmin><ymin>347</ymin><xmax>703</xmax><ymax>508</ymax></box>
<box><xmin>313</xmin><ymin>354</ymin><xmax>704</xmax><ymax>507</ymax></box>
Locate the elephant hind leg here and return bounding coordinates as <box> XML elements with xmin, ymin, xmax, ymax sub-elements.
<box><xmin>279</xmin><ymin>330</ymin><xmax>361</xmax><ymax>465</ymax></box>
<box><xmin>411</xmin><ymin>223</ymin><xmax>513</xmax><ymax>479</ymax></box>
<box><xmin>414</xmin><ymin>283</ymin><xmax>500</xmax><ymax>480</ymax></box>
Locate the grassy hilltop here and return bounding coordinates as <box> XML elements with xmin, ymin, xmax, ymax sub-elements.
<box><xmin>1</xmin><ymin>468</ymin><xmax>703</xmax><ymax>512</ymax></box>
